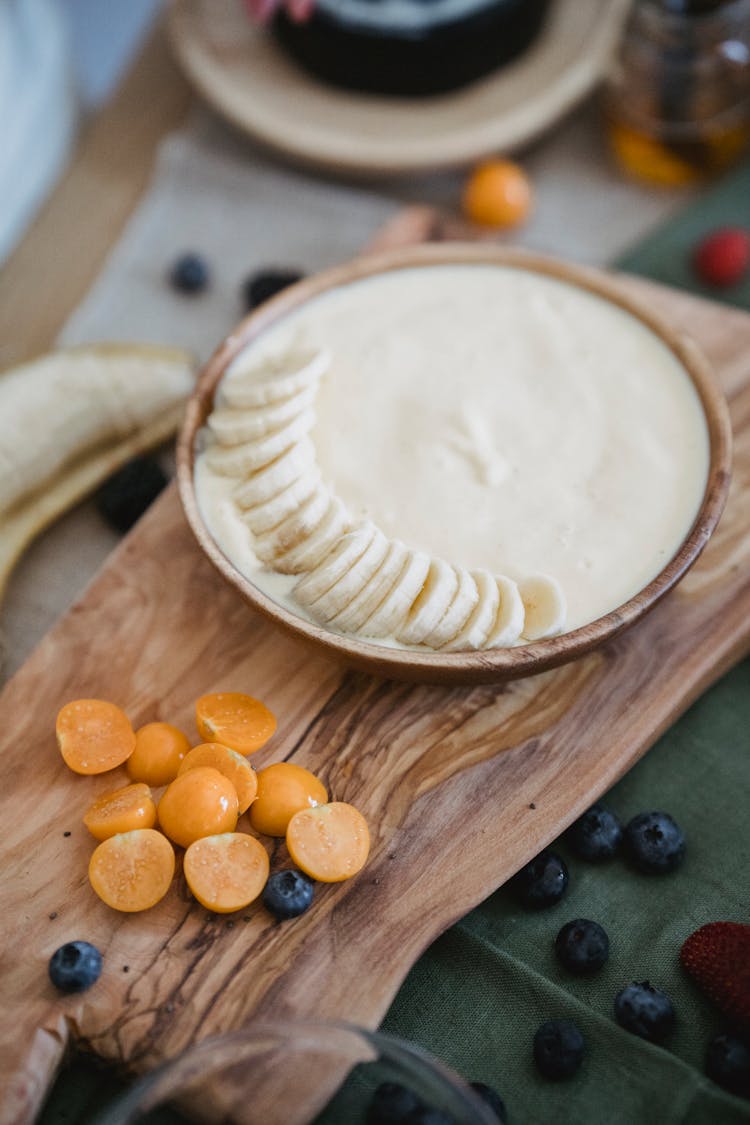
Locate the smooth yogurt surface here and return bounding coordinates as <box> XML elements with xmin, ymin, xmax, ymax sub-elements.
<box><xmin>195</xmin><ymin>264</ymin><xmax>710</xmax><ymax>638</ymax></box>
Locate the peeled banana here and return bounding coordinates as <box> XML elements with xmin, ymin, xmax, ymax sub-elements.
<box><xmin>0</xmin><ymin>343</ymin><xmax>195</xmax><ymax>601</ymax></box>
<box><xmin>201</xmin><ymin>345</ymin><xmax>568</xmax><ymax>650</ymax></box>
<box><xmin>274</xmin><ymin>495</ymin><xmax>352</xmax><ymax>575</ymax></box>
<box><xmin>219</xmin><ymin>347</ymin><xmax>329</xmax><ymax>408</ymax></box>
<box><xmin>303</xmin><ymin>527</ymin><xmax>390</xmax><ymax>623</ymax></box>
<box><xmin>358</xmin><ymin>549</ymin><xmax>431</xmax><ymax>639</ymax></box>
<box><xmin>518</xmin><ymin>574</ymin><xmax>567</xmax><ymax>641</ymax></box>
<box><xmin>445</xmin><ymin>570</ymin><xmax>499</xmax><ymax>651</ymax></box>
<box><xmin>328</xmin><ymin>539</ymin><xmax>409</xmax><ymax>633</ymax></box>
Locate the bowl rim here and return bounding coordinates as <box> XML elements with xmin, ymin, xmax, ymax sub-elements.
<box><xmin>177</xmin><ymin>243</ymin><xmax>732</xmax><ymax>684</ymax></box>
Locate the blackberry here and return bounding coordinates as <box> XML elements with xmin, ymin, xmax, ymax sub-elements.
<box><xmin>242</xmin><ymin>269</ymin><xmax>304</xmax><ymax>312</ymax></box>
<box><xmin>95</xmin><ymin>456</ymin><xmax>168</xmax><ymax>533</ymax></box>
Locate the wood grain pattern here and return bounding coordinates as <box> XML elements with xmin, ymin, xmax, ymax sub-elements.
<box><xmin>2</xmin><ymin>266</ymin><xmax>750</xmax><ymax>1124</ymax></box>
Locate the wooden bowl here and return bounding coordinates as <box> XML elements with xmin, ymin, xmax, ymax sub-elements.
<box><xmin>177</xmin><ymin>245</ymin><xmax>732</xmax><ymax>684</ymax></box>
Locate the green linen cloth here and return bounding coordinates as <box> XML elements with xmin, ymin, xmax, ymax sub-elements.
<box><xmin>380</xmin><ymin>657</ymin><xmax>750</xmax><ymax>1124</ymax></box>
<box><xmin>616</xmin><ymin>157</ymin><xmax>750</xmax><ymax>310</ymax></box>
<box><xmin>39</xmin><ymin>161</ymin><xmax>750</xmax><ymax>1124</ymax></box>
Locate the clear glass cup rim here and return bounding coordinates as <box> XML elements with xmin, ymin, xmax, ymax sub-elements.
<box><xmin>92</xmin><ymin>1018</ymin><xmax>500</xmax><ymax>1125</ymax></box>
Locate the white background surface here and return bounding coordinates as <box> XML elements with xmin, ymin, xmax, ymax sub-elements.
<box><xmin>59</xmin><ymin>0</ymin><xmax>162</xmax><ymax>106</ymax></box>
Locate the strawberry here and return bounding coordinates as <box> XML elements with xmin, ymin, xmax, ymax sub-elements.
<box><xmin>692</xmin><ymin>228</ymin><xmax>750</xmax><ymax>288</ymax></box>
<box><xmin>680</xmin><ymin>922</ymin><xmax>750</xmax><ymax>1029</ymax></box>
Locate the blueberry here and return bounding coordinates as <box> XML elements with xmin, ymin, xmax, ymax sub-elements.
<box><xmin>242</xmin><ymin>269</ymin><xmax>304</xmax><ymax>312</ymax></box>
<box><xmin>568</xmin><ymin>803</ymin><xmax>622</xmax><ymax>861</ymax></box>
<box><xmin>169</xmin><ymin>252</ymin><xmax>209</xmax><ymax>294</ymax></box>
<box><xmin>95</xmin><ymin>456</ymin><xmax>168</xmax><ymax>534</ymax></box>
<box><xmin>706</xmin><ymin>1031</ymin><xmax>750</xmax><ymax>1098</ymax></box>
<box><xmin>48</xmin><ymin>941</ymin><xmax>102</xmax><ymax>993</ymax></box>
<box><xmin>366</xmin><ymin>1081</ymin><xmax>424</xmax><ymax>1124</ymax></box>
<box><xmin>262</xmin><ymin>869</ymin><xmax>314</xmax><ymax>920</ymax></box>
<box><xmin>469</xmin><ymin>1081</ymin><xmax>507</xmax><ymax>1122</ymax></box>
<box><xmin>532</xmin><ymin>1019</ymin><xmax>585</xmax><ymax>1080</ymax></box>
<box><xmin>614</xmin><ymin>981</ymin><xmax>675</xmax><ymax>1042</ymax></box>
<box><xmin>511</xmin><ymin>850</ymin><xmax>568</xmax><ymax>909</ymax></box>
<box><xmin>405</xmin><ymin>1111</ymin><xmax>455</xmax><ymax>1125</ymax></box>
<box><xmin>624</xmin><ymin>811</ymin><xmax>685</xmax><ymax>874</ymax></box>
<box><xmin>555</xmin><ymin>918</ymin><xmax>609</xmax><ymax>975</ymax></box>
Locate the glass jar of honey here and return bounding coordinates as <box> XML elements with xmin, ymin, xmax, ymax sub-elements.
<box><xmin>604</xmin><ymin>0</ymin><xmax>750</xmax><ymax>185</ymax></box>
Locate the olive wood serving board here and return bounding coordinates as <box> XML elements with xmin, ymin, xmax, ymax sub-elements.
<box><xmin>3</xmin><ymin>216</ymin><xmax>750</xmax><ymax>1124</ymax></box>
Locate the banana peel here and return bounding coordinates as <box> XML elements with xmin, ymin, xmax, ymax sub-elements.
<box><xmin>0</xmin><ymin>343</ymin><xmax>196</xmax><ymax>602</ymax></box>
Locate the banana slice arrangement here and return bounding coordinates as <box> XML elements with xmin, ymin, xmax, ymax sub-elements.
<box><xmin>205</xmin><ymin>348</ymin><xmax>566</xmax><ymax>649</ymax></box>
<box><xmin>0</xmin><ymin>344</ymin><xmax>195</xmax><ymax>600</ymax></box>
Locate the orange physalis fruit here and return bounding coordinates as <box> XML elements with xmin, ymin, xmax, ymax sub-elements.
<box><xmin>178</xmin><ymin>743</ymin><xmax>257</xmax><ymax>814</ymax></box>
<box><xmin>249</xmin><ymin>762</ymin><xmax>328</xmax><ymax>838</ymax></box>
<box><xmin>286</xmin><ymin>802</ymin><xmax>370</xmax><ymax>883</ymax></box>
<box><xmin>127</xmin><ymin>722</ymin><xmax>190</xmax><ymax>786</ymax></box>
<box><xmin>157</xmin><ymin>766</ymin><xmax>239</xmax><ymax>848</ymax></box>
<box><xmin>184</xmin><ymin>833</ymin><xmax>270</xmax><ymax>913</ymax></box>
<box><xmin>83</xmin><ymin>782</ymin><xmax>157</xmax><ymax>841</ymax></box>
<box><xmin>56</xmin><ymin>699</ymin><xmax>135</xmax><ymax>775</ymax></box>
<box><xmin>88</xmin><ymin>829</ymin><xmax>175</xmax><ymax>912</ymax></box>
<box><xmin>462</xmin><ymin>159</ymin><xmax>533</xmax><ymax>229</ymax></box>
<box><xmin>195</xmin><ymin>692</ymin><xmax>276</xmax><ymax>755</ymax></box>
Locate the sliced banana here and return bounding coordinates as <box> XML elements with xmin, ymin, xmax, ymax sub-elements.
<box><xmin>421</xmin><ymin>566</ymin><xmax>479</xmax><ymax>648</ymax></box>
<box><xmin>221</xmin><ymin>348</ymin><xmax>329</xmax><ymax>408</ymax></box>
<box><xmin>397</xmin><ymin>557</ymin><xmax>459</xmax><ymax>647</ymax></box>
<box><xmin>233</xmin><ymin>438</ymin><xmax>317</xmax><ymax>510</ymax></box>
<box><xmin>241</xmin><ymin>469</ymin><xmax>322</xmax><ymax>535</ymax></box>
<box><xmin>444</xmin><ymin>569</ymin><xmax>500</xmax><ymax>651</ymax></box>
<box><xmin>484</xmin><ymin>575</ymin><xmax>525</xmax><ymax>647</ymax></box>
<box><xmin>359</xmin><ymin>549</ymin><xmax>432</xmax><ymax>639</ymax></box>
<box><xmin>307</xmin><ymin>528</ymin><xmax>390</xmax><ymax>623</ymax></box>
<box><xmin>518</xmin><ymin>574</ymin><xmax>567</xmax><ymax>640</ymax></box>
<box><xmin>205</xmin><ymin>408</ymin><xmax>316</xmax><ymax>477</ymax></box>
<box><xmin>328</xmin><ymin>539</ymin><xmax>410</xmax><ymax>633</ymax></box>
<box><xmin>200</xmin><ymin>343</ymin><xmax>572</xmax><ymax>653</ymax></box>
<box><xmin>252</xmin><ymin>485</ymin><xmax>331</xmax><ymax>564</ymax></box>
<box><xmin>274</xmin><ymin>496</ymin><xmax>353</xmax><ymax>575</ymax></box>
<box><xmin>207</xmin><ymin>382</ymin><xmax>318</xmax><ymax>445</ymax></box>
<box><xmin>294</xmin><ymin>523</ymin><xmax>376</xmax><ymax>609</ymax></box>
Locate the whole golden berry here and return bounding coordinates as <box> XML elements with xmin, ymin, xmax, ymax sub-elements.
<box><xmin>462</xmin><ymin>159</ymin><xmax>533</xmax><ymax>229</ymax></box>
<box><xmin>250</xmin><ymin>762</ymin><xmax>328</xmax><ymax>838</ymax></box>
<box><xmin>158</xmin><ymin>767</ymin><xmax>239</xmax><ymax>848</ymax></box>
<box><xmin>127</xmin><ymin>722</ymin><xmax>190</xmax><ymax>786</ymax></box>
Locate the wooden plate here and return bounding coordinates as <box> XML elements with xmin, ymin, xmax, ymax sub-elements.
<box><xmin>177</xmin><ymin>244</ymin><xmax>732</xmax><ymax>684</ymax></box>
<box><xmin>166</xmin><ymin>0</ymin><xmax>630</xmax><ymax>175</ymax></box>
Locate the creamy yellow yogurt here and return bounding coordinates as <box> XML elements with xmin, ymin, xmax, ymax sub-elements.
<box><xmin>195</xmin><ymin>264</ymin><xmax>709</xmax><ymax>640</ymax></box>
